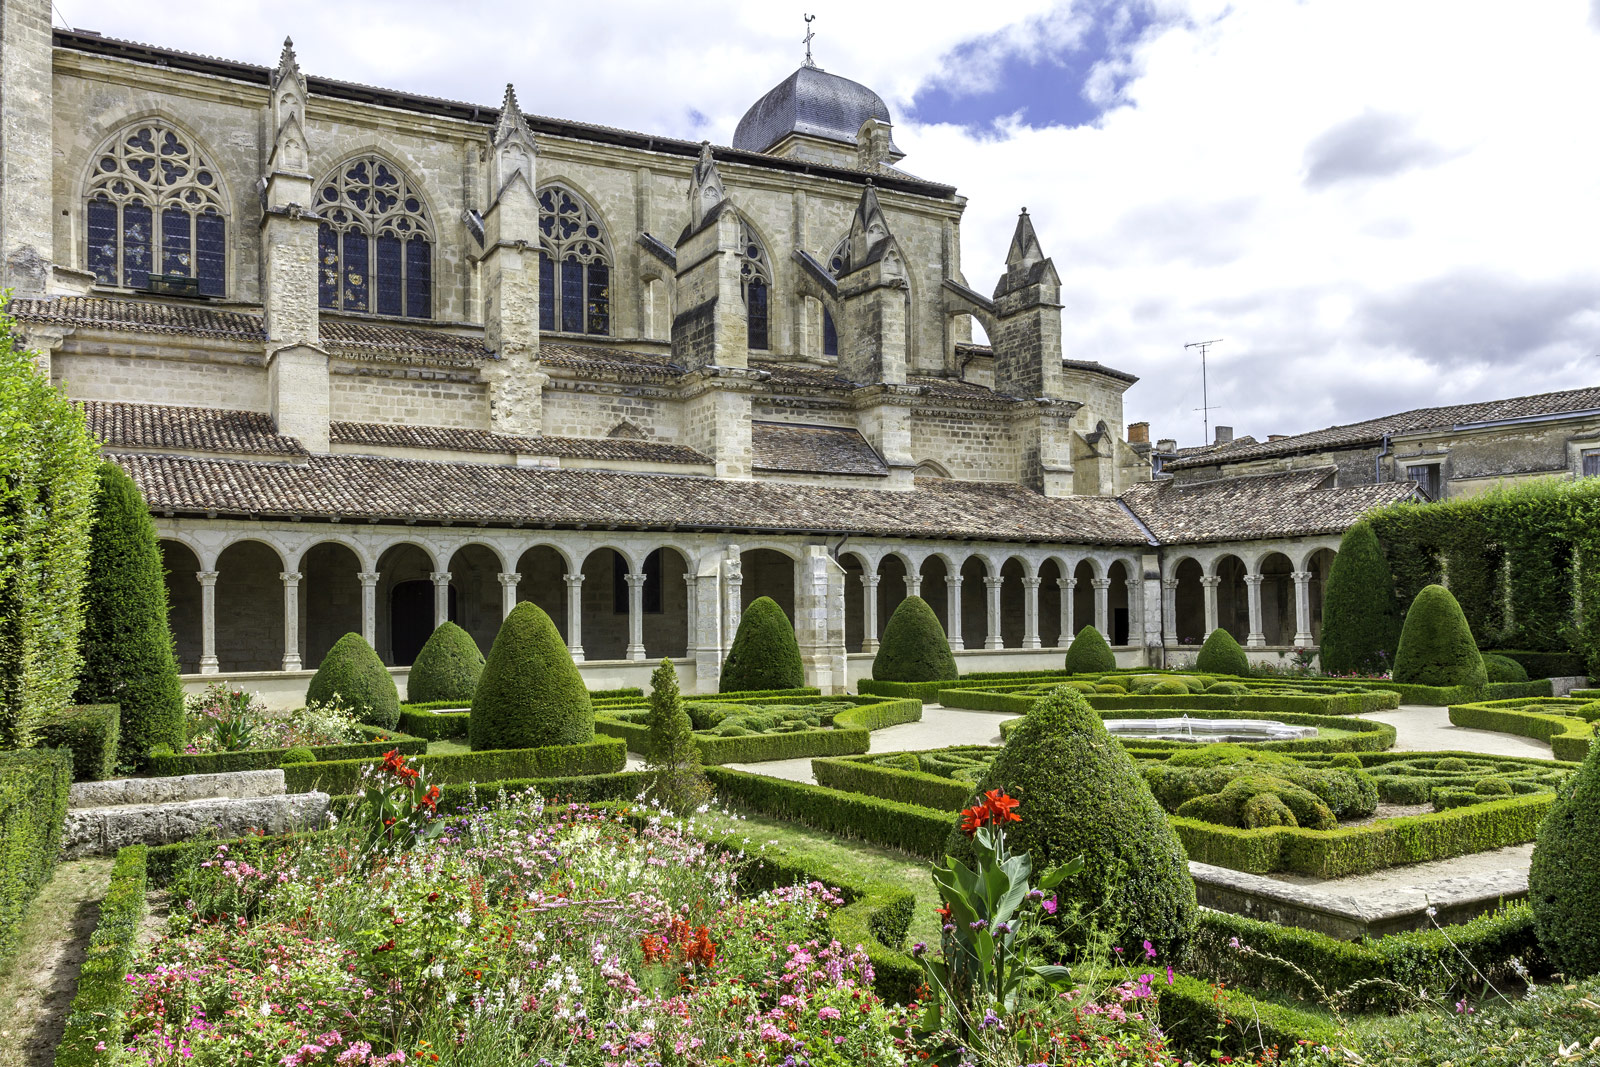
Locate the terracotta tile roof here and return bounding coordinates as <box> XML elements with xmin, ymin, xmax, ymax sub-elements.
<box><xmin>329</xmin><ymin>421</ymin><xmax>710</xmax><ymax>464</ymax></box>
<box><xmin>751</xmin><ymin>422</ymin><xmax>887</xmax><ymax>476</ymax></box>
<box><xmin>82</xmin><ymin>401</ymin><xmax>305</xmax><ymax>456</ymax></box>
<box><xmin>9</xmin><ymin>296</ymin><xmax>266</xmax><ymax>341</ymax></box>
<box><xmin>318</xmin><ymin>319</ymin><xmax>491</xmax><ymax>363</ymax></box>
<box><xmin>538</xmin><ymin>342</ymin><xmax>681</xmax><ymax>381</ymax></box>
<box><xmin>1121</xmin><ymin>468</ymin><xmax>1421</xmax><ymax>544</ymax></box>
<box><xmin>113</xmin><ymin>452</ymin><xmax>1148</xmax><ymax>543</ymax></box>
<box><xmin>1165</xmin><ymin>386</ymin><xmax>1600</xmax><ymax>470</ymax></box>
<box><xmin>752</xmin><ymin>361</ymin><xmax>855</xmax><ymax>390</ymax></box>
<box><xmin>907</xmin><ymin>375</ymin><xmax>1016</xmax><ymax>401</ymax></box>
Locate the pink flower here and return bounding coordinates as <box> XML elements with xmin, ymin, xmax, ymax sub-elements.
<box><xmin>817</xmin><ymin>1007</ymin><xmax>841</xmax><ymax>1020</ymax></box>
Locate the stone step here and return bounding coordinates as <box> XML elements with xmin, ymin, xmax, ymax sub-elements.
<box><xmin>69</xmin><ymin>769</ymin><xmax>287</xmax><ymax>810</ymax></box>
<box><xmin>62</xmin><ymin>791</ymin><xmax>330</xmax><ymax>860</ymax></box>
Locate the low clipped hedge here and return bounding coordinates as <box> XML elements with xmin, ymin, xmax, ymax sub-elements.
<box><xmin>1448</xmin><ymin>697</ymin><xmax>1596</xmax><ymax>760</ymax></box>
<box><xmin>0</xmin><ymin>748</ymin><xmax>72</xmax><ymax>967</ymax></box>
<box><xmin>146</xmin><ymin>723</ymin><xmax>426</xmax><ymax>776</ymax></box>
<box><xmin>1486</xmin><ymin>679</ymin><xmax>1555</xmax><ymax>700</ymax></box>
<box><xmin>1486</xmin><ymin>649</ymin><xmax>1589</xmax><ymax>678</ymax></box>
<box><xmin>705</xmin><ymin>767</ymin><xmax>951</xmax><ymax>859</ymax></box>
<box><xmin>283</xmin><ymin>736</ymin><xmax>627</xmax><ymax>795</ymax></box>
<box><xmin>596</xmin><ymin>695</ymin><xmax>921</xmax><ymax>765</ymax></box>
<box><xmin>396</xmin><ymin>708</ymin><xmax>471</xmax><ymax>741</ymax></box>
<box><xmin>813</xmin><ymin>752</ymin><xmax>977</xmax><ymax>810</ymax></box>
<box><xmin>39</xmin><ymin>704</ymin><xmax>120</xmax><ymax>781</ymax></box>
<box><xmin>53</xmin><ymin>844</ymin><xmax>148</xmax><ymax>1067</ymax></box>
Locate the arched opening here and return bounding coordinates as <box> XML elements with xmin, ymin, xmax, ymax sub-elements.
<box><xmin>1000</xmin><ymin>558</ymin><xmax>1028</xmax><ymax>649</ymax></box>
<box><xmin>159</xmin><ymin>540</ymin><xmax>202</xmax><ymax>674</ymax></box>
<box><xmin>1259</xmin><ymin>552</ymin><xmax>1295</xmax><ymax>646</ymax></box>
<box><xmin>920</xmin><ymin>556</ymin><xmax>952</xmax><ymax>645</ymax></box>
<box><xmin>376</xmin><ymin>543</ymin><xmax>440</xmax><ymax>667</ymax></box>
<box><xmin>1215</xmin><ymin>556</ymin><xmax>1249</xmax><ymax>644</ymax></box>
<box><xmin>1173</xmin><ymin>558</ymin><xmax>1205</xmax><ymax>645</ymax></box>
<box><xmin>1107</xmin><ymin>560</ymin><xmax>1131</xmax><ymax>646</ymax></box>
<box><xmin>641</xmin><ymin>548</ymin><xmax>691</xmax><ymax>659</ymax></box>
<box><xmin>579</xmin><ymin>548</ymin><xmax>629</xmax><ymax>661</ymax></box>
<box><xmin>959</xmin><ymin>557</ymin><xmax>988</xmax><ymax>651</ymax></box>
<box><xmin>841</xmin><ymin>554</ymin><xmax>867</xmax><ymax>653</ymax></box>
<box><xmin>876</xmin><ymin>555</ymin><xmax>910</xmax><ymax>645</ymax></box>
<box><xmin>448</xmin><ymin>545</ymin><xmax>504</xmax><ymax>656</ymax></box>
<box><xmin>301</xmin><ymin>542</ymin><xmax>362</xmax><ymax>669</ymax></box>
<box><xmin>513</xmin><ymin>545</ymin><xmax>569</xmax><ymax>643</ymax></box>
<box><xmin>215</xmin><ymin>540</ymin><xmax>284</xmax><ymax>673</ymax></box>
<box><xmin>740</xmin><ymin>548</ymin><xmax>795</xmax><ymax>621</ymax></box>
<box><xmin>1072</xmin><ymin>561</ymin><xmax>1096</xmax><ymax>637</ymax></box>
<box><xmin>1038</xmin><ymin>559</ymin><xmax>1063</xmax><ymax>648</ymax></box>
<box><xmin>1307</xmin><ymin>548</ymin><xmax>1337</xmax><ymax>643</ymax></box>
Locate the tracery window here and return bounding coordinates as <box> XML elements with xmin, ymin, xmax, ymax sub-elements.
<box><xmin>821</xmin><ymin>236</ymin><xmax>848</xmax><ymax>356</ymax></box>
<box><xmin>316</xmin><ymin>156</ymin><xmax>433</xmax><ymax>318</ymax></box>
<box><xmin>86</xmin><ymin>123</ymin><xmax>227</xmax><ymax>295</ymax></box>
<box><xmin>537</xmin><ymin>185</ymin><xmax>611</xmax><ymax>335</ymax></box>
<box><xmin>740</xmin><ymin>220</ymin><xmax>771</xmax><ymax>351</ymax></box>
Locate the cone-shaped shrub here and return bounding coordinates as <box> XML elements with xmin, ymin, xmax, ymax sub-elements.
<box><xmin>1319</xmin><ymin>522</ymin><xmax>1402</xmax><ymax>675</ymax></box>
<box><xmin>74</xmin><ymin>462</ymin><xmax>184</xmax><ymax>767</ymax></box>
<box><xmin>720</xmin><ymin>596</ymin><xmax>804</xmax><ymax>693</ymax></box>
<box><xmin>470</xmin><ymin>602</ymin><xmax>593</xmax><ymax>750</ymax></box>
<box><xmin>1530</xmin><ymin>741</ymin><xmax>1600</xmax><ymax>976</ymax></box>
<box><xmin>945</xmin><ymin>685</ymin><xmax>1198</xmax><ymax>960</ymax></box>
<box><xmin>1195</xmin><ymin>628</ymin><xmax>1250</xmax><ymax>677</ymax></box>
<box><xmin>872</xmin><ymin>596</ymin><xmax>958</xmax><ymax>683</ymax></box>
<box><xmin>405</xmin><ymin>621</ymin><xmax>484</xmax><ymax>705</ymax></box>
<box><xmin>645</xmin><ymin>659</ymin><xmax>711</xmax><ymax>813</ymax></box>
<box><xmin>1063</xmin><ymin>626</ymin><xmax>1116</xmax><ymax>674</ymax></box>
<box><xmin>306</xmin><ymin>633</ymin><xmax>399</xmax><ymax>729</ymax></box>
<box><xmin>1391</xmin><ymin>584</ymin><xmax>1488</xmax><ymax>688</ymax></box>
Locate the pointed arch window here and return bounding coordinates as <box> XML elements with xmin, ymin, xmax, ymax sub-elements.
<box><xmin>537</xmin><ymin>185</ymin><xmax>611</xmax><ymax>336</ymax></box>
<box><xmin>739</xmin><ymin>220</ymin><xmax>771</xmax><ymax>351</ymax></box>
<box><xmin>820</xmin><ymin>236</ymin><xmax>849</xmax><ymax>357</ymax></box>
<box><xmin>86</xmin><ymin>123</ymin><xmax>227</xmax><ymax>295</ymax></box>
<box><xmin>316</xmin><ymin>156</ymin><xmax>433</xmax><ymax>318</ymax></box>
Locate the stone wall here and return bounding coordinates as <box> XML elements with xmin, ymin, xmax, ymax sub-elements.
<box><xmin>53</xmin><ymin>345</ymin><xmax>269</xmax><ymax>411</ymax></box>
<box><xmin>329</xmin><ymin>366</ymin><xmax>489</xmax><ymax>429</ymax></box>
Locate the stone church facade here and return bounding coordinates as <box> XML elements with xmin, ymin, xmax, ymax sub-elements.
<box><xmin>3</xmin><ymin>4</ymin><xmax>1440</xmax><ymax>698</ymax></box>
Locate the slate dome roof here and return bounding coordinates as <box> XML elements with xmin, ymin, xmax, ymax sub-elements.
<box><xmin>733</xmin><ymin>65</ymin><xmax>902</xmax><ymax>157</ymax></box>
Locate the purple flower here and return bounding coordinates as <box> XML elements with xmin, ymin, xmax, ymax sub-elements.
<box><xmin>1143</xmin><ymin>939</ymin><xmax>1156</xmax><ymax>960</ymax></box>
<box><xmin>912</xmin><ymin>942</ymin><xmax>926</xmax><ymax>958</ymax></box>
<box><xmin>1166</xmin><ymin>965</ymin><xmax>1174</xmax><ymax>985</ymax></box>
<box><xmin>1040</xmin><ymin>896</ymin><xmax>1058</xmax><ymax>916</ymax></box>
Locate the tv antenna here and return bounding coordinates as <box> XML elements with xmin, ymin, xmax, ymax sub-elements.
<box><xmin>1185</xmin><ymin>339</ymin><xmax>1223</xmax><ymax>443</ymax></box>
<box><xmin>803</xmin><ymin>14</ymin><xmax>817</xmax><ymax>67</ymax></box>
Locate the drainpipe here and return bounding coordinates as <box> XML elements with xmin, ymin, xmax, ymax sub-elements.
<box><xmin>1374</xmin><ymin>433</ymin><xmax>1392</xmax><ymax>484</ymax></box>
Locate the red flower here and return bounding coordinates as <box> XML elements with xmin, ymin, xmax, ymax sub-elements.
<box><xmin>959</xmin><ymin>805</ymin><xmax>990</xmax><ymax>837</ymax></box>
<box><xmin>983</xmin><ymin>789</ymin><xmax>1021</xmax><ymax>824</ymax></box>
<box><xmin>372</xmin><ymin>939</ymin><xmax>396</xmax><ymax>954</ymax></box>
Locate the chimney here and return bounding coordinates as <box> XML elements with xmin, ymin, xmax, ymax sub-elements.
<box><xmin>1127</xmin><ymin>421</ymin><xmax>1149</xmax><ymax>444</ymax></box>
<box><xmin>1268</xmin><ymin>434</ymin><xmax>1288</xmax><ymax>441</ymax></box>
<box><xmin>1156</xmin><ymin>438</ymin><xmax>1177</xmax><ymax>453</ymax></box>
<box><xmin>1213</xmin><ymin>425</ymin><xmax>1234</xmax><ymax>446</ymax></box>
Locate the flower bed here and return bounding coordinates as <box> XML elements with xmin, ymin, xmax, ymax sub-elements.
<box><xmin>595</xmin><ymin>693</ymin><xmax>922</xmax><ymax>764</ymax></box>
<box><xmin>1447</xmin><ymin>696</ymin><xmax>1596</xmax><ymax>760</ymax></box>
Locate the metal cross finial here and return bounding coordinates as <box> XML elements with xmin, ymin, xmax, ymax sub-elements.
<box><xmin>803</xmin><ymin>14</ymin><xmax>817</xmax><ymax>67</ymax></box>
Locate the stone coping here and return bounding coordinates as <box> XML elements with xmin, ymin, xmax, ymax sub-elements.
<box><xmin>69</xmin><ymin>769</ymin><xmax>286</xmax><ymax>808</ymax></box>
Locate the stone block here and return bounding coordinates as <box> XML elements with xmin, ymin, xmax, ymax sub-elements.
<box><xmin>69</xmin><ymin>769</ymin><xmax>287</xmax><ymax>809</ymax></box>
<box><xmin>62</xmin><ymin>791</ymin><xmax>330</xmax><ymax>859</ymax></box>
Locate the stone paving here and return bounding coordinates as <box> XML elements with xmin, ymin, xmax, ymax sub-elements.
<box><xmin>1361</xmin><ymin>704</ymin><xmax>1553</xmax><ymax>758</ymax></box>
<box><xmin>720</xmin><ymin>704</ymin><xmax>1017</xmax><ymax>783</ymax></box>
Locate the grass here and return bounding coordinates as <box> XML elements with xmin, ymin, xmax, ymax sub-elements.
<box><xmin>426</xmin><ymin>738</ymin><xmax>471</xmax><ymax>756</ymax></box>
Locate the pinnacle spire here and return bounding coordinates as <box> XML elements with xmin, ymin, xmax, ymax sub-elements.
<box><xmin>271</xmin><ymin>36</ymin><xmax>301</xmax><ymax>90</ymax></box>
<box><xmin>687</xmin><ymin>141</ymin><xmax>727</xmax><ymax>229</ymax></box>
<box><xmin>493</xmin><ymin>82</ymin><xmax>531</xmax><ymax>145</ymax></box>
<box><xmin>1005</xmin><ymin>206</ymin><xmax>1045</xmax><ymax>272</ymax></box>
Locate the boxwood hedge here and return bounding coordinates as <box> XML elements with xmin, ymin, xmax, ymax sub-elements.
<box><xmin>0</xmin><ymin>748</ymin><xmax>72</xmax><ymax>968</ymax></box>
<box><xmin>282</xmin><ymin>736</ymin><xmax>627</xmax><ymax>795</ymax></box>
<box><xmin>146</xmin><ymin>723</ymin><xmax>426</xmax><ymax>776</ymax></box>
<box><xmin>39</xmin><ymin>703</ymin><xmax>120</xmax><ymax>782</ymax></box>
<box><xmin>595</xmin><ymin>694</ymin><xmax>921</xmax><ymax>764</ymax></box>
<box><xmin>52</xmin><ymin>844</ymin><xmax>148</xmax><ymax>1067</ymax></box>
<box><xmin>1448</xmin><ymin>697</ymin><xmax>1595</xmax><ymax>760</ymax></box>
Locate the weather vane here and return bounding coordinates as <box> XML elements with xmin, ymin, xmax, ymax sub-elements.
<box><xmin>803</xmin><ymin>14</ymin><xmax>817</xmax><ymax>67</ymax></box>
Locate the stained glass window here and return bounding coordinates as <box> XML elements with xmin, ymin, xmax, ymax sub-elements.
<box><xmin>315</xmin><ymin>156</ymin><xmax>433</xmax><ymax>317</ymax></box>
<box><xmin>536</xmin><ymin>185</ymin><xmax>611</xmax><ymax>336</ymax></box>
<box><xmin>739</xmin><ymin>220</ymin><xmax>771</xmax><ymax>351</ymax></box>
<box><xmin>85</xmin><ymin>123</ymin><xmax>226</xmax><ymax>294</ymax></box>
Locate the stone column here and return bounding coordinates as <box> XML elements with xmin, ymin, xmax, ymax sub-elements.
<box><xmin>723</xmin><ymin>566</ymin><xmax>744</xmax><ymax>642</ymax></box>
<box><xmin>1161</xmin><ymin>578</ymin><xmax>1179</xmax><ymax>646</ymax></box>
<box><xmin>625</xmin><ymin>572</ymin><xmax>648</xmax><ymax>661</ymax></box>
<box><xmin>1091</xmin><ymin>578</ymin><xmax>1111</xmax><ymax>639</ymax></box>
<box><xmin>904</xmin><ymin>572</ymin><xmax>922</xmax><ymax>599</ymax></box>
<box><xmin>279</xmin><ymin>571</ymin><xmax>303</xmax><ymax>671</ymax></box>
<box><xmin>1291</xmin><ymin>571</ymin><xmax>1314</xmax><ymax>647</ymax></box>
<box><xmin>1059</xmin><ymin>577</ymin><xmax>1075</xmax><ymax>642</ymax></box>
<box><xmin>945</xmin><ymin>576</ymin><xmax>964</xmax><ymax>651</ymax></box>
<box><xmin>795</xmin><ymin>546</ymin><xmax>847</xmax><ymax>693</ymax></box>
<box><xmin>693</xmin><ymin>570</ymin><xmax>722</xmax><ymax>692</ymax></box>
<box><xmin>1201</xmin><ymin>575</ymin><xmax>1221</xmax><ymax>635</ymax></box>
<box><xmin>860</xmin><ymin>574</ymin><xmax>881</xmax><ymax>652</ymax></box>
<box><xmin>564</xmin><ymin>574</ymin><xmax>585</xmax><ymax>662</ymax></box>
<box><xmin>358</xmin><ymin>571</ymin><xmax>380</xmax><ymax>648</ymax></box>
<box><xmin>498</xmin><ymin>572</ymin><xmax>521</xmax><ymax>620</ymax></box>
<box><xmin>1244</xmin><ymin>573</ymin><xmax>1267</xmax><ymax>648</ymax></box>
<box><xmin>1023</xmin><ymin>577</ymin><xmax>1042</xmax><ymax>649</ymax></box>
<box><xmin>683</xmin><ymin>573</ymin><xmax>699</xmax><ymax>657</ymax></box>
<box><xmin>197</xmin><ymin>571</ymin><xmax>220</xmax><ymax>674</ymax></box>
<box><xmin>984</xmin><ymin>576</ymin><xmax>1005</xmax><ymax>650</ymax></box>
<box><xmin>430</xmin><ymin>571</ymin><xmax>452</xmax><ymax>629</ymax></box>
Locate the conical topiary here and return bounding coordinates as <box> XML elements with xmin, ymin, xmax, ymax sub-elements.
<box><xmin>645</xmin><ymin>659</ymin><xmax>711</xmax><ymax>814</ymax></box>
<box><xmin>306</xmin><ymin>633</ymin><xmax>399</xmax><ymax>729</ymax></box>
<box><xmin>1318</xmin><ymin>522</ymin><xmax>1402</xmax><ymax>675</ymax></box>
<box><xmin>872</xmin><ymin>596</ymin><xmax>958</xmax><ymax>683</ymax></box>
<box><xmin>945</xmin><ymin>685</ymin><xmax>1198</xmax><ymax>959</ymax></box>
<box><xmin>469</xmin><ymin>602</ymin><xmax>593</xmax><ymax>750</ymax></box>
<box><xmin>1063</xmin><ymin>625</ymin><xmax>1117</xmax><ymax>674</ymax></box>
<box><xmin>1195</xmin><ymin>628</ymin><xmax>1251</xmax><ymax>677</ymax></box>
<box><xmin>405</xmin><ymin>621</ymin><xmax>484</xmax><ymax>705</ymax></box>
<box><xmin>1530</xmin><ymin>741</ymin><xmax>1600</xmax><ymax>976</ymax></box>
<box><xmin>1390</xmin><ymin>584</ymin><xmax>1488</xmax><ymax>688</ymax></box>
<box><xmin>74</xmin><ymin>462</ymin><xmax>185</xmax><ymax>767</ymax></box>
<box><xmin>720</xmin><ymin>596</ymin><xmax>804</xmax><ymax>693</ymax></box>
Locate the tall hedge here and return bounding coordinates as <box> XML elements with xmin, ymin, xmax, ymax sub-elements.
<box><xmin>73</xmin><ymin>462</ymin><xmax>184</xmax><ymax>767</ymax></box>
<box><xmin>405</xmin><ymin>621</ymin><xmax>483</xmax><ymax>705</ymax></box>
<box><xmin>1529</xmin><ymin>739</ymin><xmax>1600</xmax><ymax>976</ymax></box>
<box><xmin>305</xmin><ymin>633</ymin><xmax>399</xmax><ymax>729</ymax></box>
<box><xmin>470</xmin><ymin>602</ymin><xmax>593</xmax><ymax>750</ymax></box>
<box><xmin>0</xmin><ymin>305</ymin><xmax>100</xmax><ymax>749</ymax></box>
<box><xmin>1318</xmin><ymin>521</ymin><xmax>1402</xmax><ymax>675</ymax></box>
<box><xmin>0</xmin><ymin>747</ymin><xmax>72</xmax><ymax>968</ymax></box>
<box><xmin>1064</xmin><ymin>625</ymin><xmax>1117</xmax><ymax>673</ymax></box>
<box><xmin>872</xmin><ymin>596</ymin><xmax>957</xmax><ymax>683</ymax></box>
<box><xmin>945</xmin><ymin>685</ymin><xmax>1198</xmax><ymax>960</ymax></box>
<box><xmin>1391</xmin><ymin>584</ymin><xmax>1488</xmax><ymax>689</ymax></box>
<box><xmin>1195</xmin><ymin>628</ymin><xmax>1251</xmax><ymax>677</ymax></box>
<box><xmin>720</xmin><ymin>596</ymin><xmax>804</xmax><ymax>693</ymax></box>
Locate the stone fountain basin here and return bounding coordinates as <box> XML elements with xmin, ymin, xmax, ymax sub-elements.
<box><xmin>1102</xmin><ymin>717</ymin><xmax>1316</xmax><ymax>743</ymax></box>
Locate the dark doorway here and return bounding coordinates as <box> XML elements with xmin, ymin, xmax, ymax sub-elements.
<box><xmin>1113</xmin><ymin>607</ymin><xmax>1130</xmax><ymax>646</ymax></box>
<box><xmin>390</xmin><ymin>580</ymin><xmax>456</xmax><ymax>666</ymax></box>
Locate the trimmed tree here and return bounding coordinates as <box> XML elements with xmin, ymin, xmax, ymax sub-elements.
<box><xmin>306</xmin><ymin>633</ymin><xmax>399</xmax><ymax>729</ymax></box>
<box><xmin>1195</xmin><ymin>628</ymin><xmax>1250</xmax><ymax>677</ymax></box>
<box><xmin>1530</xmin><ymin>740</ymin><xmax>1600</xmax><ymax>976</ymax></box>
<box><xmin>470</xmin><ymin>602</ymin><xmax>593</xmax><ymax>750</ymax></box>
<box><xmin>872</xmin><ymin>596</ymin><xmax>957</xmax><ymax>683</ymax></box>
<box><xmin>945</xmin><ymin>685</ymin><xmax>1198</xmax><ymax>959</ymax></box>
<box><xmin>1391</xmin><ymin>584</ymin><xmax>1488</xmax><ymax>688</ymax></box>
<box><xmin>406</xmin><ymin>621</ymin><xmax>484</xmax><ymax>705</ymax></box>
<box><xmin>1063</xmin><ymin>626</ymin><xmax>1116</xmax><ymax>674</ymax></box>
<box><xmin>720</xmin><ymin>596</ymin><xmax>804</xmax><ymax>693</ymax></box>
<box><xmin>644</xmin><ymin>659</ymin><xmax>711</xmax><ymax>814</ymax></box>
<box><xmin>1319</xmin><ymin>522</ymin><xmax>1402</xmax><ymax>675</ymax></box>
<box><xmin>73</xmin><ymin>462</ymin><xmax>185</xmax><ymax>767</ymax></box>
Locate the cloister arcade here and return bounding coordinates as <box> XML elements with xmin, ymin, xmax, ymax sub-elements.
<box><xmin>1160</xmin><ymin>542</ymin><xmax>1339</xmax><ymax>651</ymax></box>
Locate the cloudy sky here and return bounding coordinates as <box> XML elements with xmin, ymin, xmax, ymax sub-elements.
<box><xmin>54</xmin><ymin>0</ymin><xmax>1600</xmax><ymax>447</ymax></box>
